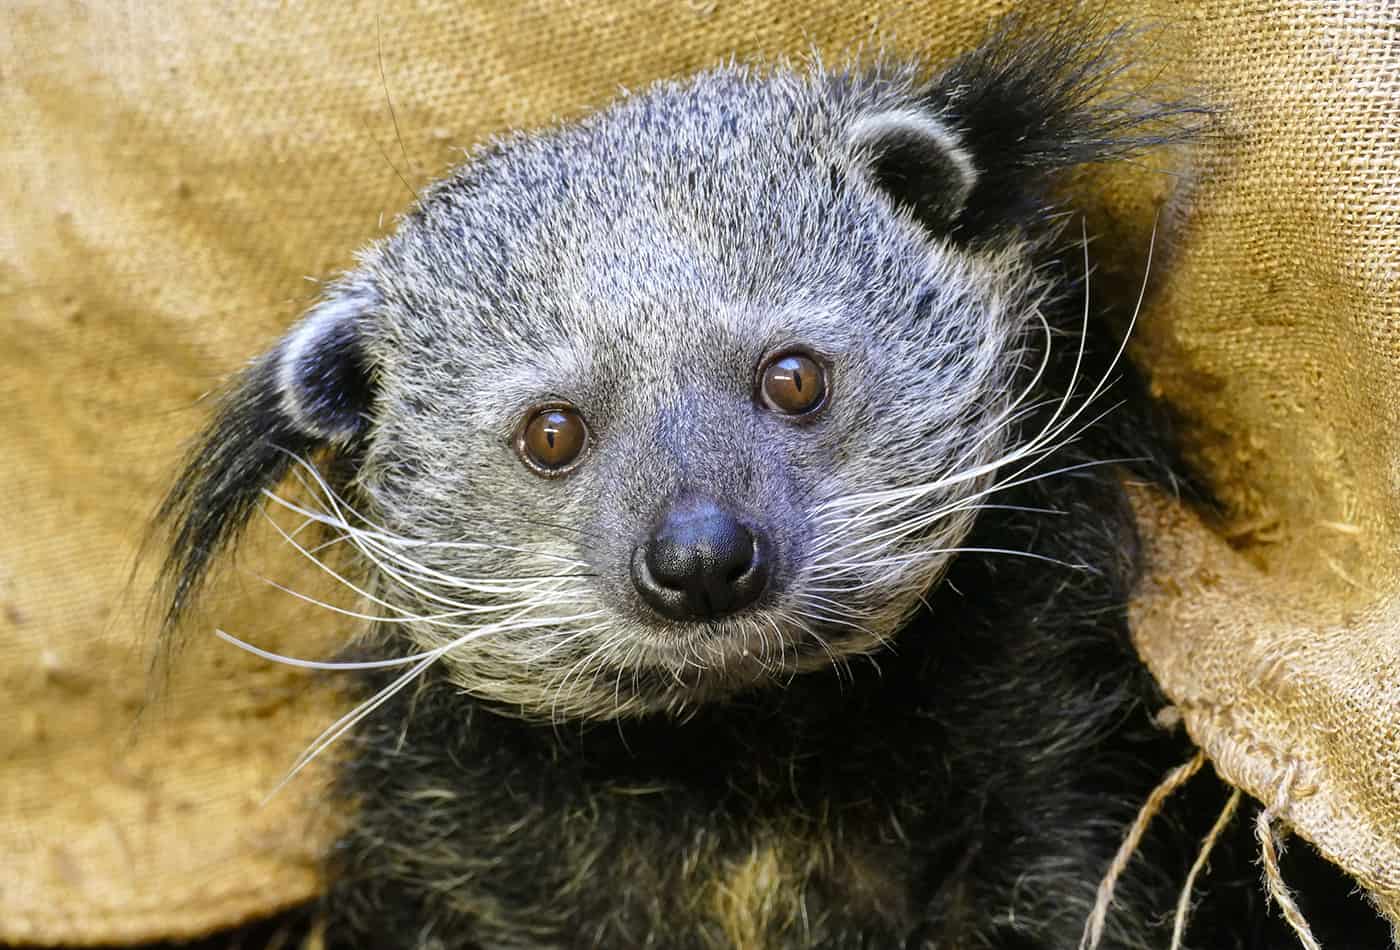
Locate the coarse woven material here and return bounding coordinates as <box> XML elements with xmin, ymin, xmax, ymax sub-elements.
<box><xmin>2</xmin><ymin>0</ymin><xmax>1397</xmax><ymax>943</ymax></box>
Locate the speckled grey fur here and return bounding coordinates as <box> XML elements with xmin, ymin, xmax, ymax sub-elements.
<box><xmin>273</xmin><ymin>64</ymin><xmax>1047</xmax><ymax>721</ymax></box>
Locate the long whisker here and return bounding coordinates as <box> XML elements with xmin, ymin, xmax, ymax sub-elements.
<box><xmin>815</xmin><ymin>216</ymin><xmax>1156</xmax><ymax>539</ymax></box>
<box><xmin>278</xmin><ymin>451</ymin><xmax>588</xmax><ymax>566</ymax></box>
<box><xmin>256</xmin><ymin>502</ymin><xmax>571</xmax><ymax>625</ymax></box>
<box><xmin>272</xmin><ymin>606</ymin><xmax>607</xmax><ymax>798</ymax></box>
<box><xmin>794</xmin><ymin>219</ymin><xmax>1159</xmax><ymax>653</ymax></box>
<box><xmin>215</xmin><ymin>628</ymin><xmax>440</xmax><ymax>671</ymax></box>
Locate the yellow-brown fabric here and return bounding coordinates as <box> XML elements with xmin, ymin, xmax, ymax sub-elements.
<box><xmin>3</xmin><ymin>0</ymin><xmax>1396</xmax><ymax>942</ymax></box>
<box><xmin>1117</xmin><ymin>2</ymin><xmax>1400</xmax><ymax>926</ymax></box>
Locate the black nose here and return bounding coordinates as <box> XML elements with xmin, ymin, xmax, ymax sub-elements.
<box><xmin>632</xmin><ymin>495</ymin><xmax>769</xmax><ymax>621</ymax></box>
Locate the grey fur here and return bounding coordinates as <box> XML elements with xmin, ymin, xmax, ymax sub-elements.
<box><xmin>279</xmin><ymin>62</ymin><xmax>1047</xmax><ymax>721</ymax></box>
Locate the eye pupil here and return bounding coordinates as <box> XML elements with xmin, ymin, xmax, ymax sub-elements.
<box><xmin>518</xmin><ymin>406</ymin><xmax>587</xmax><ymax>475</ymax></box>
<box><xmin>760</xmin><ymin>351</ymin><xmax>828</xmax><ymax>416</ymax></box>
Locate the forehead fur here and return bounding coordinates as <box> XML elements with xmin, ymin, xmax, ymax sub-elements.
<box><xmin>358</xmin><ymin>62</ymin><xmax>958</xmax><ymax>371</ymax></box>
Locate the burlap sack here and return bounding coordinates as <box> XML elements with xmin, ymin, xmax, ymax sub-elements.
<box><xmin>4</xmin><ymin>0</ymin><xmax>1396</xmax><ymax>943</ymax></box>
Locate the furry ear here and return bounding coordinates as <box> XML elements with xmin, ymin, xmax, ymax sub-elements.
<box><xmin>153</xmin><ymin>283</ymin><xmax>378</xmax><ymax>636</ymax></box>
<box><xmin>847</xmin><ymin>108</ymin><xmax>979</xmax><ymax>230</ymax></box>
<box><xmin>277</xmin><ymin>287</ymin><xmax>378</xmax><ymax>442</ymax></box>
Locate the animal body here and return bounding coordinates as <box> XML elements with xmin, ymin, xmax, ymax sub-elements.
<box><xmin>155</xmin><ymin>19</ymin><xmax>1386</xmax><ymax>950</ymax></box>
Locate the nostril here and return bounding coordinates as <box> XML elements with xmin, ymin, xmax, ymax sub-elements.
<box><xmin>724</xmin><ymin>538</ymin><xmax>756</xmax><ymax>583</ymax></box>
<box><xmin>644</xmin><ymin>542</ymin><xmax>687</xmax><ymax>592</ymax></box>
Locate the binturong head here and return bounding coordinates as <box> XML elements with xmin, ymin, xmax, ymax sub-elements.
<box><xmin>155</xmin><ymin>25</ymin><xmax>1191</xmax><ymax>720</ymax></box>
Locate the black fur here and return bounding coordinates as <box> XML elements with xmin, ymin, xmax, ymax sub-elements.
<box><xmin>154</xmin><ymin>289</ymin><xmax>378</xmax><ymax>643</ymax></box>
<box><xmin>288</xmin><ymin>313</ymin><xmax>377</xmax><ymax>439</ymax></box>
<box><xmin>929</xmin><ymin>22</ymin><xmax>1196</xmax><ymax>242</ymax></box>
<box><xmin>153</xmin><ymin>354</ymin><xmax>319</xmax><ymax>637</ymax></box>
<box><xmin>856</xmin><ymin>120</ymin><xmax>972</xmax><ymax>230</ymax></box>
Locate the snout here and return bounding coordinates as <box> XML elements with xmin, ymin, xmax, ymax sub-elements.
<box><xmin>631</xmin><ymin>494</ymin><xmax>769</xmax><ymax>621</ymax></box>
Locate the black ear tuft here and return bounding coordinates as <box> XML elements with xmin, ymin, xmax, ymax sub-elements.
<box><xmin>924</xmin><ymin>17</ymin><xmax>1206</xmax><ymax>240</ymax></box>
<box><xmin>847</xmin><ymin>108</ymin><xmax>979</xmax><ymax>231</ymax></box>
<box><xmin>152</xmin><ymin>285</ymin><xmax>378</xmax><ymax>641</ymax></box>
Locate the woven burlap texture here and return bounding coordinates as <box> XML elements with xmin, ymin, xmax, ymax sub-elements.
<box><xmin>4</xmin><ymin>0</ymin><xmax>1397</xmax><ymax>943</ymax></box>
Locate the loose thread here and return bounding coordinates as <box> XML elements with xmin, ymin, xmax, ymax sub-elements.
<box><xmin>1079</xmin><ymin>750</ymin><xmax>1206</xmax><ymax>950</ymax></box>
<box><xmin>1170</xmin><ymin>786</ymin><xmax>1243</xmax><ymax>950</ymax></box>
<box><xmin>1256</xmin><ymin>763</ymin><xmax>1323</xmax><ymax>950</ymax></box>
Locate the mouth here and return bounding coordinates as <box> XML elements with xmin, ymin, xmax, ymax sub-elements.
<box><xmin>625</xmin><ymin>606</ymin><xmax>870</xmax><ymax>683</ymax></box>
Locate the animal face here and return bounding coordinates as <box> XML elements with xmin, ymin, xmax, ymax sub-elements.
<box><xmin>159</xmin><ymin>38</ymin><xmax>1175</xmax><ymax>720</ymax></box>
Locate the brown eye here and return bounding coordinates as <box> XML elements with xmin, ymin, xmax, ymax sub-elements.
<box><xmin>759</xmin><ymin>351</ymin><xmax>828</xmax><ymax>416</ymax></box>
<box><xmin>517</xmin><ymin>405</ymin><xmax>588</xmax><ymax>475</ymax></box>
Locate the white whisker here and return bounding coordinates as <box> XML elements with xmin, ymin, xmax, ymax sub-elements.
<box><xmin>215</xmin><ymin>628</ymin><xmax>438</xmax><ymax>670</ymax></box>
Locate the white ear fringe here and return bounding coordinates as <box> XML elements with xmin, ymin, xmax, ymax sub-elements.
<box><xmin>847</xmin><ymin>108</ymin><xmax>979</xmax><ymax>213</ymax></box>
<box><xmin>276</xmin><ymin>291</ymin><xmax>370</xmax><ymax>442</ymax></box>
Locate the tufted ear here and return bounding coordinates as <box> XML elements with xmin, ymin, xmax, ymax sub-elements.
<box><xmin>852</xmin><ymin>21</ymin><xmax>1202</xmax><ymax>243</ymax></box>
<box><xmin>847</xmin><ymin>107</ymin><xmax>979</xmax><ymax>232</ymax></box>
<box><xmin>153</xmin><ymin>283</ymin><xmax>379</xmax><ymax>636</ymax></box>
<box><xmin>923</xmin><ymin>20</ymin><xmax>1204</xmax><ymax>240</ymax></box>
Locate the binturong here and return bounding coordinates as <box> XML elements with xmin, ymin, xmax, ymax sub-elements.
<box><xmin>152</xmin><ymin>19</ymin><xmax>1368</xmax><ymax>950</ymax></box>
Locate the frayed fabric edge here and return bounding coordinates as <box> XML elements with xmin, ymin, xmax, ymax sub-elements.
<box><xmin>1080</xmin><ymin>717</ymin><xmax>1325</xmax><ymax>950</ymax></box>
